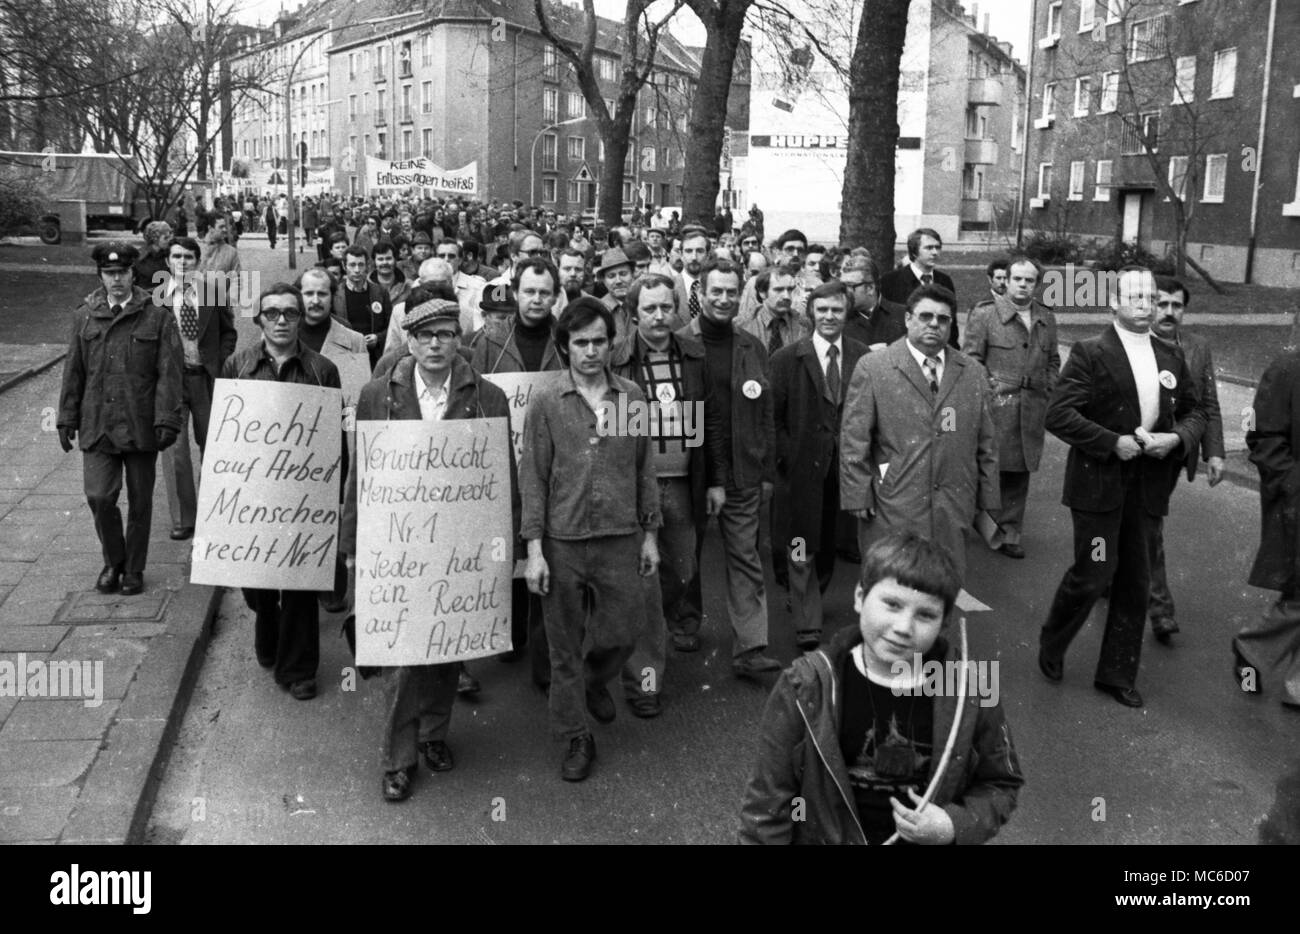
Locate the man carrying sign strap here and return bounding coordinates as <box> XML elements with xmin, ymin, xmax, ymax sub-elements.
<box><xmin>341</xmin><ymin>299</ymin><xmax>517</xmax><ymax>803</ymax></box>
<box><xmin>221</xmin><ymin>284</ymin><xmax>343</xmax><ymax>701</ymax></box>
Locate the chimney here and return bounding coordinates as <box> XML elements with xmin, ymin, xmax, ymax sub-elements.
<box><xmin>984</xmin><ymin>13</ymin><xmax>990</xmax><ymax>34</ymax></box>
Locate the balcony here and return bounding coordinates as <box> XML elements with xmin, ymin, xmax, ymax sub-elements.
<box><xmin>964</xmin><ymin>138</ymin><xmax>998</xmax><ymax>165</ymax></box>
<box><xmin>960</xmin><ymin>198</ymin><xmax>994</xmax><ymax>224</ymax></box>
<box><xmin>374</xmin><ymin>113</ymin><xmax>387</xmax><ymax>127</ymax></box>
<box><xmin>967</xmin><ymin>77</ymin><xmax>1003</xmax><ymax>107</ymax></box>
<box><xmin>399</xmin><ymin>60</ymin><xmax>412</xmax><ymax>78</ymax></box>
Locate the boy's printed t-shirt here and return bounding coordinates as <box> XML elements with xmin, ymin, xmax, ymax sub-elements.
<box><xmin>839</xmin><ymin>653</ymin><xmax>934</xmax><ymax>845</ymax></box>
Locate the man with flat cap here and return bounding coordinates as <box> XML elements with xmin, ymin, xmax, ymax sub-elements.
<box><xmin>596</xmin><ymin>247</ymin><xmax>636</xmax><ymax>340</ymax></box>
<box><xmin>58</xmin><ymin>242</ymin><xmax>184</xmax><ymax>595</ymax></box>
<box><xmin>342</xmin><ymin>298</ymin><xmax>517</xmax><ymax>801</ymax></box>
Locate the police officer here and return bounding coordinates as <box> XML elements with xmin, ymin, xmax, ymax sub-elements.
<box><xmin>58</xmin><ymin>243</ymin><xmax>184</xmax><ymax>595</ymax></box>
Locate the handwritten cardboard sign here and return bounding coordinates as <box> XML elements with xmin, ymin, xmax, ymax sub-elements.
<box><xmin>482</xmin><ymin>371</ymin><xmax>564</xmax><ymax>467</ymax></box>
<box><xmin>354</xmin><ymin>417</ymin><xmax>513</xmax><ymax>666</ymax></box>
<box><xmin>191</xmin><ymin>380</ymin><xmax>342</xmax><ymax>589</ymax></box>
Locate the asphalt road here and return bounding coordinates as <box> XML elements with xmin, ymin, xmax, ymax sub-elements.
<box><xmin>143</xmin><ymin>411</ymin><xmax>1299</xmax><ymax>845</ymax></box>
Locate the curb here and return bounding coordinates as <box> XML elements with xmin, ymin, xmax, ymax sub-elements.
<box><xmin>59</xmin><ymin>582</ymin><xmax>223</xmax><ymax>845</ymax></box>
<box><xmin>0</xmin><ymin>351</ymin><xmax>67</xmax><ymax>396</ymax></box>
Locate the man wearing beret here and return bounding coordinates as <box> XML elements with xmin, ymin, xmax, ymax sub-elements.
<box><xmin>222</xmin><ymin>283</ymin><xmax>343</xmax><ymax>701</ymax></box>
<box><xmin>342</xmin><ymin>299</ymin><xmax>518</xmax><ymax>801</ymax></box>
<box><xmin>58</xmin><ymin>243</ymin><xmax>184</xmax><ymax>595</ymax></box>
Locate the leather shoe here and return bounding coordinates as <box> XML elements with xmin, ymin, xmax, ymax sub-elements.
<box><xmin>627</xmin><ymin>694</ymin><xmax>662</xmax><ymax>719</ymax></box>
<box><xmin>457</xmin><ymin>668</ymin><xmax>481</xmax><ymax>697</ymax></box>
<box><xmin>796</xmin><ymin>633</ymin><xmax>821</xmax><ymax>651</ymax></box>
<box><xmin>382</xmin><ymin>765</ymin><xmax>415</xmax><ymax>802</ymax></box>
<box><xmin>561</xmin><ymin>734</ymin><xmax>596</xmax><ymax>782</ymax></box>
<box><xmin>1232</xmin><ymin>645</ymin><xmax>1261</xmax><ymax>693</ymax></box>
<box><xmin>1094</xmin><ymin>681</ymin><xmax>1143</xmax><ymax>707</ymax></box>
<box><xmin>732</xmin><ymin>649</ymin><xmax>783</xmax><ymax>678</ymax></box>
<box><xmin>419</xmin><ymin>740</ymin><xmax>454</xmax><ymax>773</ymax></box>
<box><xmin>95</xmin><ymin>564</ymin><xmax>123</xmax><ymax>594</ymax></box>
<box><xmin>119</xmin><ymin>572</ymin><xmax>144</xmax><ymax>596</ymax></box>
<box><xmin>1038</xmin><ymin>646</ymin><xmax>1063</xmax><ymax>683</ymax></box>
<box><xmin>671</xmin><ymin>632</ymin><xmax>700</xmax><ymax>652</ymax></box>
<box><xmin>170</xmin><ymin>526</ymin><xmax>194</xmax><ymax>541</ymax></box>
<box><xmin>318</xmin><ymin>594</ymin><xmax>348</xmax><ymax>613</ymax></box>
<box><xmin>998</xmin><ymin>543</ymin><xmax>1026</xmax><ymax>559</ymax></box>
<box><xmin>586</xmin><ymin>685</ymin><xmax>616</xmax><ymax>723</ymax></box>
<box><xmin>1151</xmin><ymin>616</ymin><xmax>1179</xmax><ymax>645</ymax></box>
<box><xmin>289</xmin><ymin>679</ymin><xmax>316</xmax><ymax>700</ymax></box>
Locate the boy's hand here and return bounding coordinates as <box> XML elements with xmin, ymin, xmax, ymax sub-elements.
<box><xmin>890</xmin><ymin>788</ymin><xmax>955</xmax><ymax>845</ymax></box>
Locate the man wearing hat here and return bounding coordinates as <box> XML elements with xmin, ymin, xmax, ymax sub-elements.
<box><xmin>342</xmin><ymin>298</ymin><xmax>517</xmax><ymax>801</ymax></box>
<box><xmin>622</xmin><ymin>239</ymin><xmax>654</xmax><ymax>281</ymax></box>
<box><xmin>410</xmin><ymin>230</ymin><xmax>434</xmax><ymax>267</ymax></box>
<box><xmin>58</xmin><ymin>243</ymin><xmax>184</xmax><ymax>596</ymax></box>
<box><xmin>596</xmin><ymin>248</ymin><xmax>636</xmax><ymax>341</ymax></box>
<box><xmin>222</xmin><ymin>283</ymin><xmax>343</xmax><ymax>701</ymax></box>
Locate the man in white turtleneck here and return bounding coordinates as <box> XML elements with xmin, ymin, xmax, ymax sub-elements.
<box><xmin>1036</xmin><ymin>267</ymin><xmax>1207</xmax><ymax>710</ymax></box>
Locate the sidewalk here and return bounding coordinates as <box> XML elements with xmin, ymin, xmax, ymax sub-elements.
<box><xmin>0</xmin><ymin>366</ymin><xmax>220</xmax><ymax>843</ymax></box>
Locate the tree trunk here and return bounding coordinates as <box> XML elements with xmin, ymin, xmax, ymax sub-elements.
<box><xmin>840</xmin><ymin>0</ymin><xmax>912</xmax><ymax>262</ymax></box>
<box><xmin>600</xmin><ymin>112</ymin><xmax>635</xmax><ymax>227</ymax></box>
<box><xmin>681</xmin><ymin>2</ymin><xmax>750</xmax><ymax>228</ymax></box>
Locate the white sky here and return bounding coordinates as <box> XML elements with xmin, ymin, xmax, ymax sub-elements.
<box><xmin>236</xmin><ymin>0</ymin><xmax>1031</xmax><ymax>64</ymax></box>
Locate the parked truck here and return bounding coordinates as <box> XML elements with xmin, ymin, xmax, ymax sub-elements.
<box><xmin>0</xmin><ymin>151</ymin><xmax>149</xmax><ymax>244</ymax></box>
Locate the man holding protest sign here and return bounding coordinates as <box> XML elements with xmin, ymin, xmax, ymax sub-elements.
<box><xmin>342</xmin><ymin>298</ymin><xmax>517</xmax><ymax>802</ymax></box>
<box><xmin>220</xmin><ymin>284</ymin><xmax>343</xmax><ymax>701</ymax></box>
<box><xmin>521</xmin><ymin>298</ymin><xmax>661</xmax><ymax>781</ymax></box>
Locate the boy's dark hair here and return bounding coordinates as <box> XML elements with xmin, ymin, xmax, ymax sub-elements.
<box><xmin>555</xmin><ymin>296</ymin><xmax>615</xmax><ymax>366</ymax></box>
<box><xmin>170</xmin><ymin>236</ymin><xmax>202</xmax><ymax>260</ymax></box>
<box><xmin>906</xmin><ymin>227</ymin><xmax>943</xmax><ymax>259</ymax></box>
<box><xmin>858</xmin><ymin>530</ymin><xmax>961</xmax><ymax>617</ymax></box>
<box><xmin>1154</xmin><ymin>274</ymin><xmax>1190</xmax><ymax>306</ymax></box>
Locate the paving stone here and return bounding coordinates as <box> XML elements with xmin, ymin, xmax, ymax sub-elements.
<box><xmin>0</xmin><ymin>595</ymin><xmax>69</xmax><ymax>627</ymax></box>
<box><xmin>9</xmin><ymin>494</ymin><xmax>85</xmax><ymax>512</ymax></box>
<box><xmin>63</xmin><ymin>622</ymin><xmax>165</xmax><ymax>640</ymax></box>
<box><xmin>0</xmin><ymin>693</ymin><xmax>15</xmax><ymax>722</ymax></box>
<box><xmin>0</xmin><ymin>563</ymin><xmax>32</xmax><ymax>586</ymax></box>
<box><xmin>5</xmin><ymin>579</ymin><xmax>80</xmax><ymax>608</ymax></box>
<box><xmin>46</xmin><ymin>533</ymin><xmax>107</xmax><ymax>554</ymax></box>
<box><xmin>0</xmin><ymin>464</ymin><xmax>57</xmax><ymax>489</ymax></box>
<box><xmin>0</xmin><ymin>739</ymin><xmax>99</xmax><ymax>787</ymax></box>
<box><xmin>63</xmin><ymin>718</ymin><xmax>167</xmax><ymax>844</ymax></box>
<box><xmin>50</xmin><ymin>635</ymin><xmax>147</xmax><ymax>700</ymax></box>
<box><xmin>0</xmin><ymin>490</ymin><xmax>26</xmax><ymax>505</ymax></box>
<box><xmin>0</xmin><ymin>786</ymin><xmax>78</xmax><ymax>842</ymax></box>
<box><xmin>0</xmin><ymin>526</ymin><xmax>49</xmax><ymax>561</ymax></box>
<box><xmin>0</xmin><ymin>699</ymin><xmax>119</xmax><ymax>741</ymax></box>
<box><xmin>61</xmin><ymin>591</ymin><xmax>169</xmax><ymax>624</ymax></box>
<box><xmin>0</xmin><ymin>626</ymin><xmax>68</xmax><ymax>652</ymax></box>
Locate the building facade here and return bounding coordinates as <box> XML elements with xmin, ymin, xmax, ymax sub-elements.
<box><xmin>746</xmin><ymin>0</ymin><xmax>1026</xmax><ymax>246</ymax></box>
<box><xmin>1023</xmin><ymin>0</ymin><xmax>1300</xmax><ymax>286</ymax></box>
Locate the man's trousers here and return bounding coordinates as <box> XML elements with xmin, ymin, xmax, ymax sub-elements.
<box><xmin>786</xmin><ymin>470</ymin><xmax>839</xmax><ymax>641</ymax></box>
<box><xmin>380</xmin><ymin>663</ymin><xmax>459</xmax><ymax>772</ymax></box>
<box><xmin>683</xmin><ymin>484</ymin><xmax>770</xmax><ymax>658</ymax></box>
<box><xmin>83</xmin><ymin>448</ymin><xmax>157</xmax><ymax>574</ymax></box>
<box><xmin>1234</xmin><ymin>592</ymin><xmax>1300</xmax><ymax>706</ymax></box>
<box><xmin>996</xmin><ymin>470</ymin><xmax>1031</xmax><ymax>546</ymax></box>
<box><xmin>161</xmin><ymin>367</ymin><xmax>213</xmax><ymax>532</ymax></box>
<box><xmin>245</xmin><ymin>589</ymin><xmax>320</xmax><ymax>686</ymax></box>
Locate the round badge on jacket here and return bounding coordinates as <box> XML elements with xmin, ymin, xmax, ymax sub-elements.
<box><xmin>656</xmin><ymin>383</ymin><xmax>676</xmax><ymax>404</ymax></box>
<box><xmin>742</xmin><ymin>379</ymin><xmax>762</xmax><ymax>399</ymax></box>
<box><xmin>371</xmin><ymin>301</ymin><xmax>382</xmax><ymax>314</ymax></box>
<box><xmin>1158</xmin><ymin>370</ymin><xmax>1177</xmax><ymax>390</ymax></box>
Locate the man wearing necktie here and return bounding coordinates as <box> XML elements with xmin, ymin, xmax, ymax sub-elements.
<box><xmin>840</xmin><ymin>283</ymin><xmax>999</xmax><ymax>583</ymax></box>
<box><xmin>878</xmin><ymin>228</ymin><xmax>960</xmax><ymax>349</ymax></box>
<box><xmin>771</xmin><ymin>282</ymin><xmax>868</xmax><ymax>649</ymax></box>
<box><xmin>739</xmin><ymin>269</ymin><xmax>811</xmax><ymax>356</ymax></box>
<box><xmin>57</xmin><ymin>243</ymin><xmax>184</xmax><ymax>596</ymax></box>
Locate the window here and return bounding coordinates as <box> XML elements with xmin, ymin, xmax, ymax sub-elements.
<box><xmin>401</xmin><ymin>84</ymin><xmax>412</xmax><ymax>122</ymax></box>
<box><xmin>348</xmin><ymin>94</ymin><xmax>357</xmax><ymax>122</ymax></box>
<box><xmin>1041</xmin><ymin>82</ymin><xmax>1056</xmax><ymax>120</ymax></box>
<box><xmin>1037</xmin><ymin>162</ymin><xmax>1053</xmax><ymax>199</ymax></box>
<box><xmin>542</xmin><ymin>133</ymin><xmax>557</xmax><ymax>170</ymax></box>
<box><xmin>376</xmin><ymin>45</ymin><xmax>387</xmax><ymax>74</ymax></box>
<box><xmin>377</xmin><ymin>88</ymin><xmax>386</xmax><ymax>114</ymax></box>
<box><xmin>566</xmin><ymin>91</ymin><xmax>584</xmax><ymax>118</ymax></box>
<box><xmin>1174</xmin><ymin>56</ymin><xmax>1196</xmax><ymax>104</ymax></box>
<box><xmin>1011</xmin><ymin>110</ymin><xmax>1023</xmax><ymax>151</ymax></box>
<box><xmin>963</xmin><ymin>164</ymin><xmax>986</xmax><ymax>198</ymax></box>
<box><xmin>644</xmin><ymin>105</ymin><xmax>656</xmax><ymax>128</ymax></box>
<box><xmin>349</xmin><ymin>135</ymin><xmax>357</xmax><ymax>161</ymax></box>
<box><xmin>422</xmin><ymin>128</ymin><xmax>432</xmax><ymax>158</ymax></box>
<box><xmin>597</xmin><ymin>56</ymin><xmax>617</xmax><ymax>82</ymax></box>
<box><xmin>1047</xmin><ymin>1</ymin><xmax>1062</xmax><ymax>38</ymax></box>
<box><xmin>1100</xmin><ymin>71</ymin><xmax>1119</xmax><ymax>112</ymax></box>
<box><xmin>1167</xmin><ymin>155</ymin><xmax>1189</xmax><ymax>201</ymax></box>
<box><xmin>1121</xmin><ymin>112</ymin><xmax>1159</xmax><ymax>154</ymax></box>
<box><xmin>422</xmin><ymin>81</ymin><xmax>433</xmax><ymax>113</ymax></box>
<box><xmin>543</xmin><ymin>88</ymin><xmax>558</xmax><ymax>122</ymax></box>
<box><xmin>598</xmin><ymin>139</ymin><xmax>605</xmax><ymax>162</ymax></box>
<box><xmin>1203</xmin><ymin>153</ymin><xmax>1227</xmax><ymax>202</ymax></box>
<box><xmin>641</xmin><ymin>147</ymin><xmax>656</xmax><ymax>172</ymax></box>
<box><xmin>363</xmin><ymin>91</ymin><xmax>370</xmax><ymax>114</ymax></box>
<box><xmin>567</xmin><ymin>180</ymin><xmax>579</xmax><ymax>203</ymax></box>
<box><xmin>1105</xmin><ymin>0</ymin><xmax>1122</xmax><ymax>24</ymax></box>
<box><xmin>543</xmin><ymin>46</ymin><xmax>558</xmax><ymax>81</ymax></box>
<box><xmin>603</xmin><ymin>98</ymin><xmax>616</xmax><ymax>118</ymax></box>
<box><xmin>421</xmin><ymin>34</ymin><xmax>432</xmax><ymax>66</ymax></box>
<box><xmin>1128</xmin><ymin>15</ymin><xmax>1168</xmax><ymax>64</ymax></box>
<box><xmin>401</xmin><ymin>129</ymin><xmax>413</xmax><ymax>160</ymax></box>
<box><xmin>1095</xmin><ymin>159</ymin><xmax>1113</xmax><ymax>200</ymax></box>
<box><xmin>622</xmin><ymin>181</ymin><xmax>635</xmax><ymax>203</ymax></box>
<box><xmin>1210</xmin><ymin>48</ymin><xmax>1237</xmax><ymax>99</ymax></box>
<box><xmin>567</xmin><ymin>136</ymin><xmax>584</xmax><ymax>160</ymax></box>
<box><xmin>1069</xmin><ymin>161</ymin><xmax>1086</xmax><ymax>200</ymax></box>
<box><xmin>542</xmin><ymin>177</ymin><xmax>557</xmax><ymax>202</ymax></box>
<box><xmin>966</xmin><ymin>106</ymin><xmax>987</xmax><ymax>138</ymax></box>
<box><xmin>1079</xmin><ymin>0</ymin><xmax>1096</xmax><ymax>31</ymax></box>
<box><xmin>364</xmin><ymin>133</ymin><xmax>371</xmax><ymax>155</ymax></box>
<box><xmin>376</xmin><ymin>132</ymin><xmax>386</xmax><ymax>158</ymax></box>
<box><xmin>349</xmin><ymin>52</ymin><xmax>356</xmax><ymax>79</ymax></box>
<box><xmin>624</xmin><ymin>146</ymin><xmax>634</xmax><ymax>174</ymax></box>
<box><xmin>1074</xmin><ymin>77</ymin><xmax>1091</xmax><ymax>116</ymax></box>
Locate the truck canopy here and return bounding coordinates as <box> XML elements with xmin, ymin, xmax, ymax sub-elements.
<box><xmin>0</xmin><ymin>151</ymin><xmax>136</xmax><ymax>206</ymax></box>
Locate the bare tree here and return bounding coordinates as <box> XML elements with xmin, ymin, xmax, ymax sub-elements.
<box><xmin>533</xmin><ymin>0</ymin><xmax>683</xmax><ymax>227</ymax></box>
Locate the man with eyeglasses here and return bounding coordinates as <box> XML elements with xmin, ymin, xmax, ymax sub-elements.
<box><xmin>839</xmin><ymin>253</ymin><xmax>907</xmax><ymax>352</ymax></box>
<box><xmin>157</xmin><ymin>236</ymin><xmax>236</xmax><ymax>542</ymax></box>
<box><xmin>840</xmin><ymin>283</ymin><xmax>999</xmax><ymax>582</ymax></box>
<box><xmin>433</xmin><ymin>238</ymin><xmax>486</xmax><ymax>331</ymax></box>
<box><xmin>221</xmin><ymin>283</ymin><xmax>344</xmax><ymax>702</ymax></box>
<box><xmin>341</xmin><ymin>298</ymin><xmax>516</xmax><ymax>801</ymax></box>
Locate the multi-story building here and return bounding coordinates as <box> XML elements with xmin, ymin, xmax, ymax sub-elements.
<box><xmin>227</xmin><ymin>0</ymin><xmax>725</xmax><ymax>215</ymax></box>
<box><xmin>1023</xmin><ymin>0</ymin><xmax>1300</xmax><ymax>286</ymax></box>
<box><xmin>746</xmin><ymin>0</ymin><xmax>1026</xmax><ymax>246</ymax></box>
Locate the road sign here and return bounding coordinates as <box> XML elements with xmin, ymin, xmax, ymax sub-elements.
<box><xmin>574</xmin><ymin>162</ymin><xmax>594</xmax><ymax>182</ymax></box>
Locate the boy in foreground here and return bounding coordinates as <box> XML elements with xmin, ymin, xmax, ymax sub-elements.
<box><xmin>738</xmin><ymin>531</ymin><xmax>1023</xmax><ymax>844</ymax></box>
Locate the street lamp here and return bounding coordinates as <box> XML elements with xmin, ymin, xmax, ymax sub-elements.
<box><xmin>530</xmin><ymin>115</ymin><xmax>586</xmax><ymax>209</ymax></box>
<box><xmin>283</xmin><ymin>33</ymin><xmax>326</xmax><ymax>270</ymax></box>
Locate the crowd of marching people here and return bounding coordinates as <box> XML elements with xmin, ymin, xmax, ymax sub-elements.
<box><xmin>59</xmin><ymin>186</ymin><xmax>1300</xmax><ymax>844</ymax></box>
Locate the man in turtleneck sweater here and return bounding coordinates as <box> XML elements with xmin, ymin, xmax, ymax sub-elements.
<box><xmin>1038</xmin><ymin>266</ymin><xmax>1206</xmax><ymax>709</ymax></box>
<box><xmin>677</xmin><ymin>257</ymin><xmax>781</xmax><ymax>676</ymax></box>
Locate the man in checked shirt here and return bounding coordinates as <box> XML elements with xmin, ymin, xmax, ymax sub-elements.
<box><xmin>611</xmin><ymin>274</ymin><xmax>720</xmax><ymax>717</ymax></box>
